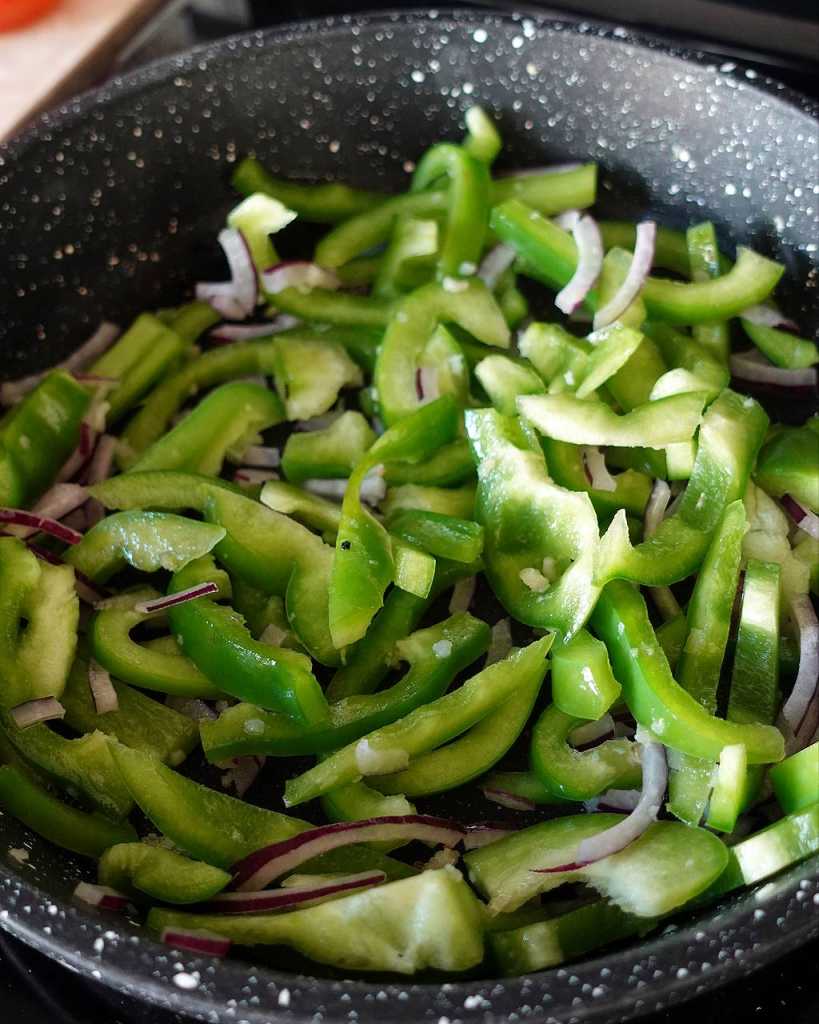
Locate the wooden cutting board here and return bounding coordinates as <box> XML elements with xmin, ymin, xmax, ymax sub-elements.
<box><xmin>0</xmin><ymin>0</ymin><xmax>168</xmax><ymax>142</ymax></box>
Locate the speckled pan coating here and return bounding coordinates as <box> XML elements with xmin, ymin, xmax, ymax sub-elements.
<box><xmin>0</xmin><ymin>9</ymin><xmax>817</xmax><ymax>1023</ymax></box>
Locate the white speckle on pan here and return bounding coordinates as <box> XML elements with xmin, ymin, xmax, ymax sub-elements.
<box><xmin>173</xmin><ymin>971</ymin><xmax>199</xmax><ymax>990</ymax></box>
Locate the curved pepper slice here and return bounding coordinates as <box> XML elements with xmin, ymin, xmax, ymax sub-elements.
<box><xmin>770</xmin><ymin>743</ymin><xmax>819</xmax><ymax>814</ymax></box>
<box><xmin>270</xmin><ymin>287</ymin><xmax>395</xmax><ymax>330</ymax></box>
<box><xmin>281</xmin><ymin>411</ymin><xmax>375</xmax><ymax>484</ymax></box>
<box><xmin>382</xmin><ymin>483</ymin><xmax>476</xmax><ymax>521</ymax></box>
<box><xmin>383</xmin><ymin>438</ymin><xmax>474</xmax><ymax>488</ymax></box>
<box><xmin>590</xmin><ymin>580</ymin><xmax>784</xmax><ymax>764</ymax></box>
<box><xmin>492</xmin><ymin>199</ymin><xmax>784</xmax><ymax>324</ymax></box>
<box><xmin>530</xmin><ymin>704</ymin><xmax>641</xmax><ymax>801</ymax></box>
<box><xmin>475</xmin><ymin>353</ymin><xmax>545</xmax><ymax>414</ymax></box>
<box><xmin>65</xmin><ymin>511</ymin><xmax>226</xmax><ymax>585</ymax></box>
<box><xmin>411</xmin><ymin>143</ymin><xmax>490</xmax><ymax>279</ymax></box>
<box><xmin>741</xmin><ymin>318</ymin><xmax>818</xmax><ymax>370</ymax></box>
<box><xmin>0</xmin><ymin>371</ymin><xmax>90</xmax><ymax>507</ymax></box>
<box><xmin>272</xmin><ymin>333</ymin><xmax>363</xmax><ymax>419</ymax></box>
<box><xmin>167</xmin><ymin>558</ymin><xmax>328</xmax><ymax>724</ymax></box>
<box><xmin>374</xmin><ymin>279</ymin><xmax>509</xmax><ymax>425</ymax></box>
<box><xmin>0</xmin><ymin>764</ymin><xmax>136</xmax><ymax>859</ymax></box>
<box><xmin>595</xmin><ymin>389</ymin><xmax>769</xmax><ymax>586</ymax></box>
<box><xmin>551</xmin><ymin>628</ymin><xmax>622</xmax><ymax>720</ymax></box>
<box><xmin>200</xmin><ymin>613</ymin><xmax>489</xmax><ymax>760</ymax></box>
<box><xmin>130</xmin><ymin>382</ymin><xmax>284</xmax><ymax>475</ymax></box>
<box><xmin>465</xmin><ymin>408</ymin><xmax>600</xmax><ymax>639</ymax></box>
<box><xmin>541</xmin><ymin>438</ymin><xmax>651</xmax><ymax>519</ymax></box>
<box><xmin>599</xmin><ymin>220</ymin><xmax>695</xmax><ymax>278</ymax></box>
<box><xmin>61</xmin><ymin>655</ymin><xmax>199</xmax><ymax>765</ymax></box>
<box><xmin>284</xmin><ymin>636</ymin><xmax>553</xmax><ymax>808</ymax></box>
<box><xmin>99</xmin><ymin>843</ymin><xmax>231</xmax><ymax>904</ymax></box>
<box><xmin>0</xmin><ymin>537</ymin><xmax>78</xmax><ymax>708</ymax></box>
<box><xmin>754</xmin><ymin>424</ymin><xmax>819</xmax><ymax>513</ymax></box>
<box><xmin>372</xmin><ymin>216</ymin><xmax>439</xmax><ymax>299</ymax></box>
<box><xmin>90</xmin><ymin>588</ymin><xmax>221</xmax><ymax>698</ymax></box>
<box><xmin>687</xmin><ymin>222</ymin><xmax>731</xmax><ymax>363</ymax></box>
<box><xmin>321</xmin><ymin>781</ymin><xmax>416</xmax><ymax>841</ymax></box>
<box><xmin>463</xmin><ymin>105</ymin><xmax>502</xmax><ymax>165</ymax></box>
<box><xmin>148</xmin><ymin>867</ymin><xmax>485</xmax><ymax>975</ymax></box>
<box><xmin>260</xmin><ymin>480</ymin><xmax>342</xmax><ymax>538</ymax></box>
<box><xmin>371</xmin><ymin>647</ymin><xmax>546</xmax><ymax>798</ymax></box>
<box><xmin>387</xmin><ymin>509</ymin><xmax>484</xmax><ymax>564</ymax></box>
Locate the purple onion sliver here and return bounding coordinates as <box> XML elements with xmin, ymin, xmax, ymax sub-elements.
<box><xmin>778</xmin><ymin>593</ymin><xmax>819</xmax><ymax>750</ymax></box>
<box><xmin>481</xmin><ymin>787</ymin><xmax>537</xmax><ymax>812</ymax></box>
<box><xmin>555</xmin><ymin>214</ymin><xmax>603</xmax><ymax>316</ymax></box>
<box><xmin>730</xmin><ymin>350</ymin><xmax>818</xmax><ymax>389</ymax></box>
<box><xmin>593</xmin><ymin>221</ymin><xmax>656</xmax><ymax>330</ymax></box>
<box><xmin>160</xmin><ymin>928</ymin><xmax>231</xmax><ymax>957</ymax></box>
<box><xmin>10</xmin><ymin>697</ymin><xmax>67</xmax><ymax>730</ymax></box>
<box><xmin>781</xmin><ymin>494</ymin><xmax>819</xmax><ymax>540</ymax></box>
<box><xmin>74</xmin><ymin>882</ymin><xmax>129</xmax><ymax>910</ymax></box>
<box><xmin>204</xmin><ymin>870</ymin><xmax>385</xmax><ymax>914</ymax></box>
<box><xmin>134</xmin><ymin>582</ymin><xmax>220</xmax><ymax>615</ymax></box>
<box><xmin>0</xmin><ymin>508</ymin><xmax>83</xmax><ymax>546</ymax></box>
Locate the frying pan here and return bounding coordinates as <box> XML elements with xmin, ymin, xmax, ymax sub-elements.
<box><xmin>0</xmin><ymin>9</ymin><xmax>817</xmax><ymax>1023</ymax></box>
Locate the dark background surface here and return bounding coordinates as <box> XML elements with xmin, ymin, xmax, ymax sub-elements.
<box><xmin>1</xmin><ymin>2</ymin><xmax>817</xmax><ymax>1022</ymax></box>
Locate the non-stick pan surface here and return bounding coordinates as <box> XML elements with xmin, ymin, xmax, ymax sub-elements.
<box><xmin>0</xmin><ymin>9</ymin><xmax>817</xmax><ymax>1023</ymax></box>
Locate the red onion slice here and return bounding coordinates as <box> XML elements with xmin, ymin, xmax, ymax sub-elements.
<box><xmin>209</xmin><ymin>322</ymin><xmax>278</xmax><ymax>343</ymax></box>
<box><xmin>234</xmin><ymin>469</ymin><xmax>279</xmax><ymax>486</ymax></box>
<box><xmin>582</xmin><ymin>446</ymin><xmax>616</xmax><ymax>492</ymax></box>
<box><xmin>262</xmin><ymin>261</ymin><xmax>341</xmax><ymax>295</ymax></box>
<box><xmin>166</xmin><ymin>697</ymin><xmax>218</xmax><ymax>721</ymax></box>
<box><xmin>481</xmin><ymin>787</ymin><xmax>536</xmax><ymax>812</ymax></box>
<box><xmin>160</xmin><ymin>928</ymin><xmax>231</xmax><ymax>957</ymax></box>
<box><xmin>555</xmin><ymin>215</ymin><xmax>603</xmax><ymax>315</ymax></box>
<box><xmin>730</xmin><ymin>350</ymin><xmax>818</xmax><ymax>389</ymax></box>
<box><xmin>739</xmin><ymin>304</ymin><xmax>799</xmax><ymax>331</ymax></box>
<box><xmin>593</xmin><ymin>221</ymin><xmax>656</xmax><ymax>330</ymax></box>
<box><xmin>10</xmin><ymin>697</ymin><xmax>66</xmax><ymax>730</ymax></box>
<box><xmin>779</xmin><ymin>593</ymin><xmax>819</xmax><ymax>749</ymax></box>
<box><xmin>0</xmin><ymin>508</ymin><xmax>82</xmax><ymax>546</ymax></box>
<box><xmin>239</xmin><ymin>445</ymin><xmax>280</xmax><ymax>469</ymax></box>
<box><xmin>73</xmin><ymin>882</ymin><xmax>129</xmax><ymax>911</ymax></box>
<box><xmin>584</xmin><ymin>788</ymin><xmax>642</xmax><ymax>813</ymax></box>
<box><xmin>462</xmin><ymin>822</ymin><xmax>518</xmax><ymax>850</ymax></box>
<box><xmin>195</xmin><ymin>283</ymin><xmax>248</xmax><ymax>322</ymax></box>
<box><xmin>203</xmin><ymin>870</ymin><xmax>385</xmax><ymax>914</ymax></box>
<box><xmin>574</xmin><ymin>740</ymin><xmax>667</xmax><ymax>865</ymax></box>
<box><xmin>134</xmin><ymin>582</ymin><xmax>220</xmax><ymax>615</ymax></box>
<box><xmin>448</xmin><ymin>576</ymin><xmax>477</xmax><ymax>614</ymax></box>
<box><xmin>0</xmin><ymin>322</ymin><xmax>120</xmax><ymax>406</ymax></box>
<box><xmin>416</xmin><ymin>365</ymin><xmax>440</xmax><ymax>404</ymax></box>
<box><xmin>477</xmin><ymin>244</ymin><xmax>517</xmax><ymax>290</ymax></box>
<box><xmin>89</xmin><ymin>659</ymin><xmax>119</xmax><ymax>715</ymax></box>
<box><xmin>780</xmin><ymin>495</ymin><xmax>819</xmax><ymax>541</ymax></box>
<box><xmin>644</xmin><ymin>479</ymin><xmax>672</xmax><ymax>538</ymax></box>
<box><xmin>231</xmin><ymin>815</ymin><xmax>465</xmax><ymax>892</ymax></box>
<box><xmin>294</xmin><ymin>411</ymin><xmax>343</xmax><ymax>432</ymax></box>
<box><xmin>4</xmin><ymin>484</ymin><xmax>88</xmax><ymax>539</ymax></box>
<box><xmin>569</xmin><ymin>714</ymin><xmax>616</xmax><ymax>750</ymax></box>
<box><xmin>220</xmin><ymin>755</ymin><xmax>266</xmax><ymax>797</ymax></box>
<box><xmin>87</xmin><ymin>435</ymin><xmax>117</xmax><ymax>485</ymax></box>
<box><xmin>485</xmin><ymin>618</ymin><xmax>513</xmax><ymax>666</ymax></box>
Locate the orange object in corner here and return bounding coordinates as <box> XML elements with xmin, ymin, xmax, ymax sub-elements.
<box><xmin>0</xmin><ymin>0</ymin><xmax>60</xmax><ymax>32</ymax></box>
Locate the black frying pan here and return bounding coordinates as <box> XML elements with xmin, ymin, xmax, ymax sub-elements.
<box><xmin>0</xmin><ymin>9</ymin><xmax>817</xmax><ymax>1023</ymax></box>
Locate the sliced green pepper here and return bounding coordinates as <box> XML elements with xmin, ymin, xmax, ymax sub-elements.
<box><xmin>770</xmin><ymin>743</ymin><xmax>819</xmax><ymax>814</ymax></box>
<box><xmin>755</xmin><ymin>425</ymin><xmax>819</xmax><ymax>513</ymax></box>
<box><xmin>270</xmin><ymin>287</ymin><xmax>395</xmax><ymax>330</ymax></box>
<box><xmin>387</xmin><ymin>509</ymin><xmax>484</xmax><ymax>564</ymax></box>
<box><xmin>728</xmin><ymin>559</ymin><xmax>781</xmax><ymax>726</ymax></box>
<box><xmin>391</xmin><ymin>541</ymin><xmax>436</xmax><ymax>598</ymax></box>
<box><xmin>474</xmin><ymin>353</ymin><xmax>546</xmax><ymax>415</ymax></box>
<box><xmin>551</xmin><ymin>628</ymin><xmax>622</xmax><ymax>720</ymax></box>
<box><xmin>273</xmin><ymin>333</ymin><xmax>363</xmax><ymax>419</ymax></box>
<box><xmin>281</xmin><ymin>411</ymin><xmax>375</xmax><ymax>483</ymax></box>
<box><xmin>372</xmin><ymin>216</ymin><xmax>438</xmax><ymax>300</ymax></box>
<box><xmin>686</xmin><ymin>222</ymin><xmax>731</xmax><ymax>363</ymax></box>
<box><xmin>463</xmin><ymin>106</ymin><xmax>502</xmax><ymax>165</ymax></box>
<box><xmin>227</xmin><ymin>191</ymin><xmax>295</xmax><ymax>275</ymax></box>
<box><xmin>599</xmin><ymin>220</ymin><xmax>693</xmax><ymax>278</ymax></box>
<box><xmin>99</xmin><ymin>843</ymin><xmax>230</xmax><ymax>904</ymax></box>
<box><xmin>590</xmin><ymin>580</ymin><xmax>784</xmax><ymax>764</ymax></box>
<box><xmin>382</xmin><ymin>483</ymin><xmax>476</xmax><ymax>520</ymax></box>
<box><xmin>383</xmin><ymin>438</ymin><xmax>474</xmax><ymax>487</ymax></box>
<box><xmin>0</xmin><ymin>764</ymin><xmax>136</xmax><ymax>858</ymax></box>
<box><xmin>741</xmin><ymin>318</ymin><xmax>819</xmax><ymax>370</ymax></box>
<box><xmin>260</xmin><ymin>480</ymin><xmax>342</xmax><ymax>538</ymax></box>
<box><xmin>540</xmin><ymin>438</ymin><xmax>651</xmax><ymax>519</ymax></box>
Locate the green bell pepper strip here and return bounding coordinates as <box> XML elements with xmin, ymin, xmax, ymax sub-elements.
<box><xmin>109</xmin><ymin>743</ymin><xmax>414</xmax><ymax>879</ymax></box>
<box><xmin>703</xmin><ymin>801</ymin><xmax>819</xmax><ymax>901</ymax></box>
<box><xmin>231</xmin><ymin>158</ymin><xmax>388</xmax><ymax>222</ymax></box>
<box><xmin>770</xmin><ymin>742</ymin><xmax>819</xmax><ymax>814</ymax></box>
<box><xmin>0</xmin><ymin>371</ymin><xmax>90</xmax><ymax>507</ymax></box>
<box><xmin>497</xmin><ymin>275</ymin><xmax>530</xmax><ymax>328</ymax></box>
<box><xmin>372</xmin><ymin>652</ymin><xmax>548</xmax><ymax>797</ymax></box>
<box><xmin>599</xmin><ymin>220</ymin><xmax>694</xmax><ymax>278</ymax></box>
<box><xmin>574</xmin><ymin>324</ymin><xmax>647</xmax><ymax>399</ymax></box>
<box><xmin>167</xmin><ymin>558</ymin><xmax>328</xmax><ymax>724</ymax></box>
<box><xmin>0</xmin><ymin>538</ymin><xmax>79</xmax><ymax>708</ymax></box>
<box><xmin>517</xmin><ymin>391</ymin><xmax>707</xmax><ymax>449</ymax></box>
<box><xmin>374</xmin><ymin>278</ymin><xmax>510</xmax><ymax>425</ymax></box>
<box><xmin>90</xmin><ymin>588</ymin><xmax>223</xmax><ymax>698</ymax></box>
<box><xmin>321</xmin><ymin>780</ymin><xmax>416</xmax><ymax>847</ymax></box>
<box><xmin>727</xmin><ymin>559</ymin><xmax>781</xmax><ymax>726</ymax></box>
<box><xmin>491</xmin><ymin>199</ymin><xmax>784</xmax><ymax>324</ymax></box>
<box><xmin>99</xmin><ymin>843</ymin><xmax>231</xmax><ymax>904</ymax></box>
<box><xmin>269</xmin><ymin>286</ymin><xmax>395</xmax><ymax>330</ymax></box>
<box><xmin>687</xmin><ymin>222</ymin><xmax>731</xmax><ymax>363</ymax></box>
<box><xmin>474</xmin><ymin>354</ymin><xmax>546</xmax><ymax>415</ymax></box>
<box><xmin>284</xmin><ymin>636</ymin><xmax>553</xmax><ymax>807</ymax></box>
<box><xmin>483</xmin><ymin>770</ymin><xmax>566</xmax><ymax>805</ymax></box>
<box><xmin>130</xmin><ymin>382</ymin><xmax>284</xmax><ymax>475</ymax></box>
<box><xmin>417</xmin><ymin>324</ymin><xmax>471</xmax><ymax>406</ymax></box>
<box><xmin>199</xmin><ymin>613</ymin><xmax>489</xmax><ymax>760</ymax></box>
<box><xmin>0</xmin><ymin>764</ymin><xmax>137</xmax><ymax>858</ymax></box>
<box><xmin>644</xmin><ymin>323</ymin><xmax>730</xmax><ymax>394</ymax></box>
<box><xmin>260</xmin><ymin>480</ymin><xmax>341</xmax><ymax>539</ymax></box>
<box><xmin>148</xmin><ymin>866</ymin><xmax>485</xmax><ymax>975</ymax></box>
<box><xmin>540</xmin><ymin>439</ymin><xmax>651</xmax><ymax>519</ymax></box>
<box><xmin>465</xmin><ymin>816</ymin><xmax>728</xmax><ymax>917</ymax></box>
<box><xmin>230</xmin><ymin>580</ymin><xmax>296</xmax><ymax>644</ymax></box>
<box><xmin>656</xmin><ymin>612</ymin><xmax>687</xmax><ymax>670</ymax></box>
<box><xmin>273</xmin><ymin>333</ymin><xmax>363</xmax><ymax>419</ymax></box>
<box><xmin>0</xmin><ymin>719</ymin><xmax>133</xmax><ymax>818</ymax></box>
<box><xmin>551</xmin><ymin>628</ymin><xmax>622</xmax><ymax>720</ymax></box>
<box><xmin>705</xmin><ymin>743</ymin><xmax>749</xmax><ymax>834</ymax></box>
<box><xmin>372</xmin><ymin>216</ymin><xmax>439</xmax><ymax>300</ymax></box>
<box><xmin>590</xmin><ymin>580</ymin><xmax>785</xmax><ymax>764</ymax></box>
<box><xmin>382</xmin><ymin>483</ymin><xmax>476</xmax><ymax>520</ymax></box>
<box><xmin>383</xmin><ymin>438</ymin><xmax>474</xmax><ymax>487</ymax></box>
<box><xmin>667</xmin><ymin>500</ymin><xmax>747</xmax><ymax>826</ymax></box>
<box><xmin>281</xmin><ymin>411</ymin><xmax>375</xmax><ymax>484</ymax></box>
<box><xmin>387</xmin><ymin>509</ymin><xmax>484</xmax><ymax>564</ymax></box>
<box><xmin>91</xmin><ymin>313</ymin><xmax>190</xmax><ymax>424</ymax></box>
<box><xmin>60</xmin><ymin>656</ymin><xmax>199</xmax><ymax>766</ymax></box>
<box><xmin>65</xmin><ymin>511</ymin><xmax>226</xmax><ymax>585</ymax></box>
<box><xmin>489</xmin><ymin>899</ymin><xmax>644</xmax><ymax>976</ymax></box>
<box><xmin>314</xmin><ymin>166</ymin><xmax>596</xmax><ymax>268</ymax></box>
<box><xmin>517</xmin><ymin>321</ymin><xmax>590</xmax><ymax>390</ymax></box>
<box><xmin>755</xmin><ymin>425</ymin><xmax>819</xmax><ymax>513</ymax></box>
<box><xmin>325</xmin><ymin>559</ymin><xmax>475</xmax><ymax>702</ymax></box>
<box><xmin>117</xmin><ymin>335</ymin><xmax>281</xmax><ymax>467</ymax></box>
<box><xmin>463</xmin><ymin>105</ymin><xmax>502</xmax><ymax>164</ymax></box>
<box><xmin>741</xmin><ymin>318</ymin><xmax>819</xmax><ymax>370</ymax></box>
<box><xmin>227</xmin><ymin>191</ymin><xmax>295</xmax><ymax>275</ymax></box>
<box><xmin>530</xmin><ymin>703</ymin><xmax>641</xmax><ymax>801</ymax></box>
<box><xmin>391</xmin><ymin>542</ymin><xmax>435</xmax><ymax>598</ymax></box>
<box><xmin>793</xmin><ymin>533</ymin><xmax>819</xmax><ymax>597</ymax></box>
<box><xmin>595</xmin><ymin>389</ymin><xmax>769</xmax><ymax>586</ymax></box>
<box><xmin>410</xmin><ymin>143</ymin><xmax>490</xmax><ymax>279</ymax></box>
<box><xmin>163</xmin><ymin>301</ymin><xmax>222</xmax><ymax>343</ymax></box>
<box><xmin>465</xmin><ymin>408</ymin><xmax>601</xmax><ymax>639</ymax></box>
